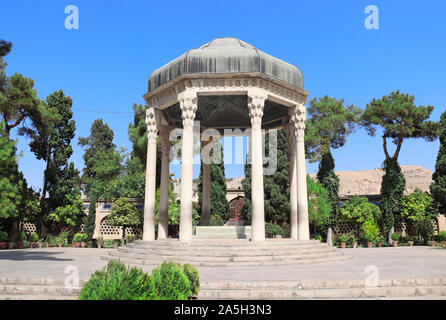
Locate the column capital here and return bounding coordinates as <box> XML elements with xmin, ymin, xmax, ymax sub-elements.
<box><xmin>288</xmin><ymin>103</ymin><xmax>306</xmax><ymax>141</ymax></box>
<box><xmin>178</xmin><ymin>89</ymin><xmax>197</xmax><ymax>127</ymax></box>
<box><xmin>247</xmin><ymin>89</ymin><xmax>268</xmax><ymax>127</ymax></box>
<box><xmin>145</xmin><ymin>106</ymin><xmax>159</xmax><ymax>142</ymax></box>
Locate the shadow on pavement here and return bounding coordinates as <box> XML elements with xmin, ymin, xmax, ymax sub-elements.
<box><xmin>0</xmin><ymin>250</ymin><xmax>73</xmax><ymax>262</ymax></box>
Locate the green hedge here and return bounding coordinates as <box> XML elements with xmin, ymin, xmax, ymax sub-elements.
<box><xmin>78</xmin><ymin>260</ymin><xmax>200</xmax><ymax>300</ymax></box>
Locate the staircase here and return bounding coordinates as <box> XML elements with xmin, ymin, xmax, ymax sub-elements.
<box><xmin>0</xmin><ymin>277</ymin><xmax>80</xmax><ymax>300</ymax></box>
<box><xmin>198</xmin><ymin>278</ymin><xmax>446</xmax><ymax>299</ymax></box>
<box><xmin>102</xmin><ymin>238</ymin><xmax>350</xmax><ymax>267</ymax></box>
<box><xmin>193</xmin><ymin>226</ymin><xmax>251</xmax><ymax>239</ymax></box>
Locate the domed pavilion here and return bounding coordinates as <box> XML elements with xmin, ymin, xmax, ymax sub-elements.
<box><xmin>142</xmin><ymin>37</ymin><xmax>310</xmax><ymax>243</ymax></box>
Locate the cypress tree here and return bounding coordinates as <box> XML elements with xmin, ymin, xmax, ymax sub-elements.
<box><xmin>198</xmin><ymin>138</ymin><xmax>229</xmax><ymax>222</ymax></box>
<box><xmin>430</xmin><ymin>111</ymin><xmax>446</xmax><ymax>215</ymax></box>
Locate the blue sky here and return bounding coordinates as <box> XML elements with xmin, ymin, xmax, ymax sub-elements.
<box><xmin>1</xmin><ymin>0</ymin><xmax>445</xmax><ymax>191</ymax></box>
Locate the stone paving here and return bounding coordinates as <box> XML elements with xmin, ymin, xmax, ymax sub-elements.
<box><xmin>0</xmin><ymin>246</ymin><xmax>445</xmax><ymax>283</ymax></box>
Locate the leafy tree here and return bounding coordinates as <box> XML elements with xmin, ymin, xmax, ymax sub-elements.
<box><xmin>338</xmin><ymin>196</ymin><xmax>381</xmax><ymax>238</ymax></box>
<box><xmin>305</xmin><ymin>96</ymin><xmax>361</xmax><ymax>162</ymax></box>
<box><xmin>198</xmin><ymin>138</ymin><xmax>230</xmax><ymax>222</ymax></box>
<box><xmin>361</xmin><ymin>90</ymin><xmax>437</xmax><ymax>241</ymax></box>
<box><xmin>431</xmin><ymin>110</ymin><xmax>446</xmax><ymax>215</ymax></box>
<box><xmin>107</xmin><ymin>198</ymin><xmax>142</xmax><ymax>245</ymax></box>
<box><xmin>30</xmin><ymin>90</ymin><xmax>82</xmax><ymax>235</ymax></box>
<box><xmin>117</xmin><ymin>156</ymin><xmax>145</xmax><ymax>198</ymax></box>
<box><xmin>306</xmin><ymin>96</ymin><xmax>361</xmax><ymax>240</ymax></box>
<box><xmin>401</xmin><ymin>189</ymin><xmax>437</xmax><ymax>243</ymax></box>
<box><xmin>307</xmin><ymin>175</ymin><xmax>331</xmax><ymax>235</ymax></box>
<box><xmin>79</xmin><ymin>119</ymin><xmax>123</xmax><ymax>199</ymax></box>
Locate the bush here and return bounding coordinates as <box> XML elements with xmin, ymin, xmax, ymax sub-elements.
<box><xmin>78</xmin><ymin>260</ymin><xmax>154</xmax><ymax>300</ymax></box>
<box><xmin>439</xmin><ymin>231</ymin><xmax>446</xmax><ymax>242</ymax></box>
<box><xmin>81</xmin><ymin>233</ymin><xmax>88</xmax><ymax>242</ymax></box>
<box><xmin>209</xmin><ymin>214</ymin><xmax>225</xmax><ymax>226</ymax></box>
<box><xmin>73</xmin><ymin>233</ymin><xmax>83</xmax><ymax>242</ymax></box>
<box><xmin>361</xmin><ymin>220</ymin><xmax>380</xmax><ymax>242</ymax></box>
<box><xmin>314</xmin><ymin>234</ymin><xmax>323</xmax><ymax>241</ymax></box>
<box><xmin>151</xmin><ymin>262</ymin><xmax>191</xmax><ymax>300</ymax></box>
<box><xmin>182</xmin><ymin>264</ymin><xmax>200</xmax><ymax>296</ymax></box>
<box><xmin>28</xmin><ymin>233</ymin><xmax>38</xmax><ymax>242</ymax></box>
<box><xmin>265</xmin><ymin>222</ymin><xmax>286</xmax><ymax>238</ymax></box>
<box><xmin>17</xmin><ymin>231</ymin><xmax>26</xmax><ymax>242</ymax></box>
<box><xmin>391</xmin><ymin>233</ymin><xmax>399</xmax><ymax>241</ymax></box>
<box><xmin>339</xmin><ymin>234</ymin><xmax>349</xmax><ymax>243</ymax></box>
<box><xmin>0</xmin><ymin>231</ymin><xmax>8</xmax><ymax>242</ymax></box>
<box><xmin>125</xmin><ymin>234</ymin><xmax>136</xmax><ymax>244</ymax></box>
<box><xmin>102</xmin><ymin>239</ymin><xmax>118</xmax><ymax>248</ymax></box>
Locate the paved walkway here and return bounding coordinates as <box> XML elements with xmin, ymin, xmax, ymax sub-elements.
<box><xmin>0</xmin><ymin>247</ymin><xmax>445</xmax><ymax>282</ymax></box>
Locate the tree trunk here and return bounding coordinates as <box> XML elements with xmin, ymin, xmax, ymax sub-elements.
<box><xmin>388</xmin><ymin>226</ymin><xmax>394</xmax><ymax>244</ymax></box>
<box><xmin>121</xmin><ymin>226</ymin><xmax>126</xmax><ymax>245</ymax></box>
<box><xmin>382</xmin><ymin>135</ymin><xmax>390</xmax><ymax>159</ymax></box>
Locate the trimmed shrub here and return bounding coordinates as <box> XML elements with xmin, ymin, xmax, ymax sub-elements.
<box><xmin>73</xmin><ymin>233</ymin><xmax>83</xmax><ymax>242</ymax></box>
<box><xmin>125</xmin><ymin>234</ymin><xmax>136</xmax><ymax>244</ymax></box>
<box><xmin>391</xmin><ymin>233</ymin><xmax>399</xmax><ymax>241</ymax></box>
<box><xmin>17</xmin><ymin>231</ymin><xmax>26</xmax><ymax>242</ymax></box>
<box><xmin>361</xmin><ymin>220</ymin><xmax>380</xmax><ymax>242</ymax></box>
<box><xmin>209</xmin><ymin>214</ymin><xmax>225</xmax><ymax>226</ymax></box>
<box><xmin>182</xmin><ymin>264</ymin><xmax>200</xmax><ymax>296</ymax></box>
<box><xmin>0</xmin><ymin>231</ymin><xmax>8</xmax><ymax>242</ymax></box>
<box><xmin>314</xmin><ymin>234</ymin><xmax>323</xmax><ymax>241</ymax></box>
<box><xmin>438</xmin><ymin>231</ymin><xmax>446</xmax><ymax>242</ymax></box>
<box><xmin>339</xmin><ymin>234</ymin><xmax>349</xmax><ymax>243</ymax></box>
<box><xmin>265</xmin><ymin>222</ymin><xmax>286</xmax><ymax>238</ymax></box>
<box><xmin>78</xmin><ymin>260</ymin><xmax>154</xmax><ymax>300</ymax></box>
<box><xmin>28</xmin><ymin>233</ymin><xmax>39</xmax><ymax>242</ymax></box>
<box><xmin>151</xmin><ymin>262</ymin><xmax>191</xmax><ymax>300</ymax></box>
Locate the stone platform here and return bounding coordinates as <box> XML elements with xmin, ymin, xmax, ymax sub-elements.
<box><xmin>193</xmin><ymin>226</ymin><xmax>251</xmax><ymax>239</ymax></box>
<box><xmin>101</xmin><ymin>238</ymin><xmax>350</xmax><ymax>267</ymax></box>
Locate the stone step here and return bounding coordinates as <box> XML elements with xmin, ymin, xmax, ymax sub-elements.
<box><xmin>0</xmin><ymin>294</ymin><xmax>78</xmax><ymax>300</ymax></box>
<box><xmin>108</xmin><ymin>248</ymin><xmax>340</xmax><ymax>263</ymax></box>
<box><xmin>101</xmin><ymin>253</ymin><xmax>351</xmax><ymax>267</ymax></box>
<box><xmin>129</xmin><ymin>240</ymin><xmax>326</xmax><ymax>252</ymax></box>
<box><xmin>117</xmin><ymin>244</ymin><xmax>336</xmax><ymax>257</ymax></box>
<box><xmin>198</xmin><ymin>285</ymin><xmax>446</xmax><ymax>299</ymax></box>
<box><xmin>0</xmin><ymin>284</ymin><xmax>80</xmax><ymax>296</ymax></box>
<box><xmin>201</xmin><ymin>278</ymin><xmax>446</xmax><ymax>290</ymax></box>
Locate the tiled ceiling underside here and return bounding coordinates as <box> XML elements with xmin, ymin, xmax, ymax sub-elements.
<box><xmin>162</xmin><ymin>95</ymin><xmax>288</xmax><ymax>130</ymax></box>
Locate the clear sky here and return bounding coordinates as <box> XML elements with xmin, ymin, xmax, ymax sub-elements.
<box><xmin>1</xmin><ymin>0</ymin><xmax>445</xmax><ymax>191</ymax></box>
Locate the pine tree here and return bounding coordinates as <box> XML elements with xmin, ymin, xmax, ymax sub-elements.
<box><xmin>30</xmin><ymin>90</ymin><xmax>81</xmax><ymax>236</ymax></box>
<box><xmin>361</xmin><ymin>90</ymin><xmax>438</xmax><ymax>241</ymax></box>
<box><xmin>430</xmin><ymin>110</ymin><xmax>446</xmax><ymax>215</ymax></box>
<box><xmin>198</xmin><ymin>138</ymin><xmax>230</xmax><ymax>222</ymax></box>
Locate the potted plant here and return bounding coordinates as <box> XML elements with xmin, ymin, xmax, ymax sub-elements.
<box><xmin>439</xmin><ymin>231</ymin><xmax>446</xmax><ymax>246</ymax></box>
<box><xmin>57</xmin><ymin>228</ymin><xmax>69</xmax><ymax>247</ymax></box>
<box><xmin>8</xmin><ymin>241</ymin><xmax>15</xmax><ymax>249</ymax></box>
<box><xmin>376</xmin><ymin>236</ymin><xmax>385</xmax><ymax>247</ymax></box>
<box><xmin>72</xmin><ymin>233</ymin><xmax>82</xmax><ymax>247</ymax></box>
<box><xmin>350</xmin><ymin>235</ymin><xmax>358</xmax><ymax>248</ymax></box>
<box><xmin>361</xmin><ymin>220</ymin><xmax>380</xmax><ymax>248</ymax></box>
<box><xmin>408</xmin><ymin>236</ymin><xmax>415</xmax><ymax>247</ymax></box>
<box><xmin>80</xmin><ymin>233</ymin><xmax>88</xmax><ymax>248</ymax></box>
<box><xmin>0</xmin><ymin>231</ymin><xmax>8</xmax><ymax>249</ymax></box>
<box><xmin>391</xmin><ymin>232</ymin><xmax>399</xmax><ymax>247</ymax></box>
<box><xmin>17</xmin><ymin>231</ymin><xmax>26</xmax><ymax>249</ymax></box>
<box><xmin>44</xmin><ymin>235</ymin><xmax>51</xmax><ymax>248</ymax></box>
<box><xmin>29</xmin><ymin>233</ymin><xmax>39</xmax><ymax>248</ymax></box>
<box><xmin>339</xmin><ymin>235</ymin><xmax>349</xmax><ymax>248</ymax></box>
<box><xmin>97</xmin><ymin>237</ymin><xmax>104</xmax><ymax>248</ymax></box>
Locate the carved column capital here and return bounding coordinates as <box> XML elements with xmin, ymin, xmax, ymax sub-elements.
<box><xmin>288</xmin><ymin>103</ymin><xmax>306</xmax><ymax>141</ymax></box>
<box><xmin>248</xmin><ymin>89</ymin><xmax>267</xmax><ymax>127</ymax></box>
<box><xmin>179</xmin><ymin>90</ymin><xmax>197</xmax><ymax>127</ymax></box>
<box><xmin>145</xmin><ymin>106</ymin><xmax>158</xmax><ymax>142</ymax></box>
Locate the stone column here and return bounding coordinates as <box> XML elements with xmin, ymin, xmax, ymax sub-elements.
<box><xmin>285</xmin><ymin>121</ymin><xmax>298</xmax><ymax>240</ymax></box>
<box><xmin>158</xmin><ymin>128</ymin><xmax>171</xmax><ymax>239</ymax></box>
<box><xmin>179</xmin><ymin>90</ymin><xmax>197</xmax><ymax>242</ymax></box>
<box><xmin>200</xmin><ymin>138</ymin><xmax>212</xmax><ymax>226</ymax></box>
<box><xmin>248</xmin><ymin>89</ymin><xmax>267</xmax><ymax>242</ymax></box>
<box><xmin>290</xmin><ymin>104</ymin><xmax>310</xmax><ymax>240</ymax></box>
<box><xmin>143</xmin><ymin>106</ymin><xmax>158</xmax><ymax>241</ymax></box>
